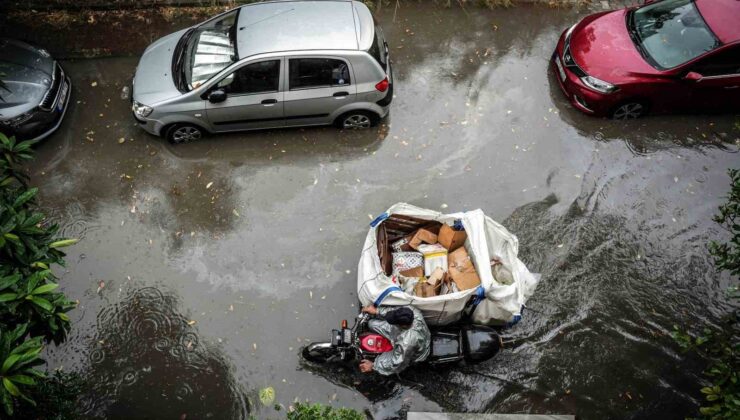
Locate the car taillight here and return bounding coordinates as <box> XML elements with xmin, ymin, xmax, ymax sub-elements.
<box><xmin>375</xmin><ymin>77</ymin><xmax>389</xmax><ymax>93</ymax></box>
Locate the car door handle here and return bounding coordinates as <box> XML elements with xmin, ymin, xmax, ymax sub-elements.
<box><xmin>261</xmin><ymin>99</ymin><xmax>278</xmax><ymax>105</ymax></box>
<box><xmin>333</xmin><ymin>91</ymin><xmax>349</xmax><ymax>98</ymax></box>
<box><xmin>724</xmin><ymin>86</ymin><xmax>739</xmax><ymax>89</ymax></box>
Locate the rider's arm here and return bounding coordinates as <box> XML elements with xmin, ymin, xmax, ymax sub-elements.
<box><xmin>372</xmin><ymin>340</ymin><xmax>413</xmax><ymax>376</ymax></box>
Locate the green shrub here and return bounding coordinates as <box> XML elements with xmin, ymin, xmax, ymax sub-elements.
<box><xmin>12</xmin><ymin>370</ymin><xmax>84</xmax><ymax>420</ymax></box>
<box><xmin>287</xmin><ymin>402</ymin><xmax>366</xmax><ymax>420</ymax></box>
<box><xmin>673</xmin><ymin>169</ymin><xmax>739</xmax><ymax>419</ymax></box>
<box><xmin>0</xmin><ymin>133</ymin><xmax>78</xmax><ymax>416</ymax></box>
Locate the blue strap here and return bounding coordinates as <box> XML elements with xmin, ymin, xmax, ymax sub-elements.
<box><xmin>374</xmin><ymin>286</ymin><xmax>402</xmax><ymax>307</ymax></box>
<box><xmin>470</xmin><ymin>285</ymin><xmax>486</xmax><ymax>310</ymax></box>
<box><xmin>370</xmin><ymin>212</ymin><xmax>390</xmax><ymax>227</ymax></box>
<box><xmin>505</xmin><ymin>306</ymin><xmax>525</xmax><ymax>328</ymax></box>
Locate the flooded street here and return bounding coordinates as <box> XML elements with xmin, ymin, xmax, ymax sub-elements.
<box><xmin>27</xmin><ymin>3</ymin><xmax>738</xmax><ymax>419</ymax></box>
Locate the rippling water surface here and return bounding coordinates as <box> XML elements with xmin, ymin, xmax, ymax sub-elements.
<box><xmin>30</xmin><ymin>3</ymin><xmax>739</xmax><ymax>418</ymax></box>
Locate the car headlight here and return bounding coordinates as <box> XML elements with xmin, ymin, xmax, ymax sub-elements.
<box><xmin>132</xmin><ymin>101</ymin><xmax>153</xmax><ymax>118</ymax></box>
<box><xmin>1</xmin><ymin>110</ymin><xmax>36</xmax><ymax>128</ymax></box>
<box><xmin>580</xmin><ymin>76</ymin><xmax>617</xmax><ymax>94</ymax></box>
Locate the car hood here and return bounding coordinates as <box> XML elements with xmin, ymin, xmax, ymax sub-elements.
<box><xmin>569</xmin><ymin>10</ymin><xmax>659</xmax><ymax>82</ymax></box>
<box><xmin>0</xmin><ymin>38</ymin><xmax>55</xmax><ymax>119</ymax></box>
<box><xmin>133</xmin><ymin>29</ymin><xmax>188</xmax><ymax>106</ymax></box>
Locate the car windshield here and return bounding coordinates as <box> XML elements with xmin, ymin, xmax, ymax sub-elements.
<box><xmin>182</xmin><ymin>9</ymin><xmax>239</xmax><ymax>90</ymax></box>
<box><xmin>629</xmin><ymin>0</ymin><xmax>720</xmax><ymax>69</ymax></box>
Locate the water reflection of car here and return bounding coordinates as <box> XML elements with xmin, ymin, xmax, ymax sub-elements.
<box><xmin>131</xmin><ymin>0</ymin><xmax>393</xmax><ymax>144</ymax></box>
<box><xmin>0</xmin><ymin>39</ymin><xmax>71</xmax><ymax>141</ymax></box>
<box><xmin>552</xmin><ymin>0</ymin><xmax>739</xmax><ymax>119</ymax></box>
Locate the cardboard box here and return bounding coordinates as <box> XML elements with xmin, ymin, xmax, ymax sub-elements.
<box><xmin>414</xmin><ymin>279</ymin><xmax>437</xmax><ymax>297</ymax></box>
<box><xmin>427</xmin><ymin>267</ymin><xmax>448</xmax><ymax>294</ymax></box>
<box><xmin>391</xmin><ymin>252</ymin><xmax>423</xmax><ymax>276</ymax></box>
<box><xmin>400</xmin><ymin>266</ymin><xmax>424</xmax><ymax>278</ymax></box>
<box><xmin>438</xmin><ymin>224</ymin><xmax>467</xmax><ymax>252</ymax></box>
<box><xmin>448</xmin><ymin>247</ymin><xmax>480</xmax><ymax>291</ymax></box>
<box><xmin>406</xmin><ymin>227</ymin><xmax>438</xmax><ymax>251</ymax></box>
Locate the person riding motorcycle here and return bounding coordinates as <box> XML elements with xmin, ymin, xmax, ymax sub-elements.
<box><xmin>358</xmin><ymin>305</ymin><xmax>431</xmax><ymax>375</ymax></box>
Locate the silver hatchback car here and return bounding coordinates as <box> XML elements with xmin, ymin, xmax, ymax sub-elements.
<box><xmin>131</xmin><ymin>0</ymin><xmax>392</xmax><ymax>144</ymax></box>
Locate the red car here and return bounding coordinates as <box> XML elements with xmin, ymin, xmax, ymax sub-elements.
<box><xmin>552</xmin><ymin>0</ymin><xmax>740</xmax><ymax>119</ymax></box>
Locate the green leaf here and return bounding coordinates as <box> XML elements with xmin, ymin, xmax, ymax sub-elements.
<box><xmin>11</xmin><ymin>187</ymin><xmax>36</xmax><ymax>208</ymax></box>
<box><xmin>0</xmin><ymin>389</ymin><xmax>12</xmax><ymax>416</ymax></box>
<box><xmin>57</xmin><ymin>312</ymin><xmax>70</xmax><ymax>322</ymax></box>
<box><xmin>28</xmin><ymin>296</ymin><xmax>53</xmax><ymax>312</ymax></box>
<box><xmin>0</xmin><ymin>274</ymin><xmax>20</xmax><ymax>291</ymax></box>
<box><xmin>259</xmin><ymin>386</ymin><xmax>275</xmax><ymax>406</ymax></box>
<box><xmin>30</xmin><ymin>262</ymin><xmax>48</xmax><ymax>269</ymax></box>
<box><xmin>49</xmin><ymin>238</ymin><xmax>79</xmax><ymax>248</ymax></box>
<box><xmin>1</xmin><ymin>354</ymin><xmax>20</xmax><ymax>374</ymax></box>
<box><xmin>0</xmin><ymin>293</ymin><xmax>18</xmax><ymax>302</ymax></box>
<box><xmin>701</xmin><ymin>387</ymin><xmax>715</xmax><ymax>394</ymax></box>
<box><xmin>31</xmin><ymin>282</ymin><xmax>58</xmax><ymax>295</ymax></box>
<box><xmin>6</xmin><ymin>375</ymin><xmax>34</xmax><ymax>386</ymax></box>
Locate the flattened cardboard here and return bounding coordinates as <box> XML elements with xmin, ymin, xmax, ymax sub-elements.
<box><xmin>438</xmin><ymin>224</ymin><xmax>467</xmax><ymax>252</ymax></box>
<box><xmin>448</xmin><ymin>247</ymin><xmax>481</xmax><ymax>291</ymax></box>
<box><xmin>400</xmin><ymin>266</ymin><xmax>424</xmax><ymax>278</ymax></box>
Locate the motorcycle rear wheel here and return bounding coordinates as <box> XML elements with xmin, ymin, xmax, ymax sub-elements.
<box><xmin>303</xmin><ymin>342</ymin><xmax>343</xmax><ymax>363</ymax></box>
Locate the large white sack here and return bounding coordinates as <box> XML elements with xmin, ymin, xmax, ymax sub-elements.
<box><xmin>357</xmin><ymin>203</ymin><xmax>539</xmax><ymax>326</ymax></box>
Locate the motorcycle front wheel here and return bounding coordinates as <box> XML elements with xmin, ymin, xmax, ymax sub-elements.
<box><xmin>302</xmin><ymin>342</ymin><xmax>343</xmax><ymax>363</ymax></box>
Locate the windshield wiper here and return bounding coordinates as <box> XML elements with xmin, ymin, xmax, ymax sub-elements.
<box><xmin>172</xmin><ymin>28</ymin><xmax>194</xmax><ymax>92</ymax></box>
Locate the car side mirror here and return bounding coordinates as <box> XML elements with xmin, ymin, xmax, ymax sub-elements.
<box><xmin>208</xmin><ymin>88</ymin><xmax>227</xmax><ymax>103</ymax></box>
<box><xmin>683</xmin><ymin>71</ymin><xmax>703</xmax><ymax>82</ymax></box>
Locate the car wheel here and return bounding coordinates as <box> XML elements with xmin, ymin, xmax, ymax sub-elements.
<box><xmin>166</xmin><ymin>124</ymin><xmax>203</xmax><ymax>144</ymax></box>
<box><xmin>335</xmin><ymin>111</ymin><xmax>378</xmax><ymax>130</ymax></box>
<box><xmin>611</xmin><ymin>101</ymin><xmax>648</xmax><ymax>120</ymax></box>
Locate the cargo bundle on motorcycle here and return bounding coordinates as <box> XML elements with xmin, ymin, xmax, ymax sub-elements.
<box><xmin>358</xmin><ymin>203</ymin><xmax>540</xmax><ymax>326</ymax></box>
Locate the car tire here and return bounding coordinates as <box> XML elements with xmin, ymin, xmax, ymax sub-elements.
<box><xmin>335</xmin><ymin>111</ymin><xmax>378</xmax><ymax>130</ymax></box>
<box><xmin>611</xmin><ymin>101</ymin><xmax>649</xmax><ymax>120</ymax></box>
<box><xmin>165</xmin><ymin>123</ymin><xmax>204</xmax><ymax>144</ymax></box>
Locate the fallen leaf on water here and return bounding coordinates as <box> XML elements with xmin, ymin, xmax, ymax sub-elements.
<box><xmin>259</xmin><ymin>386</ymin><xmax>275</xmax><ymax>406</ymax></box>
<box><xmin>440</xmin><ymin>203</ymin><xmax>449</xmax><ymax>209</ymax></box>
<box><xmin>187</xmin><ymin>320</ymin><xmax>197</xmax><ymax>325</ymax></box>
<box><xmin>232</xmin><ymin>209</ymin><xmax>240</xmax><ymax>217</ymax></box>
<box><xmin>206</xmin><ymin>182</ymin><xmax>213</xmax><ymax>189</ymax></box>
<box><xmin>91</xmin><ymin>81</ymin><xmax>98</xmax><ymax>87</ymax></box>
<box><xmin>118</xmin><ymin>138</ymin><xmax>125</xmax><ymax>144</ymax></box>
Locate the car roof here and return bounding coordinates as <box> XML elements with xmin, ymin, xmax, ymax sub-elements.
<box><xmin>696</xmin><ymin>0</ymin><xmax>740</xmax><ymax>44</ymax></box>
<box><xmin>236</xmin><ymin>0</ymin><xmax>375</xmax><ymax>58</ymax></box>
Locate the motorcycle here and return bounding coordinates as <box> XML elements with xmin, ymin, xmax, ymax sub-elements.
<box><xmin>303</xmin><ymin>312</ymin><xmax>503</xmax><ymax>366</ymax></box>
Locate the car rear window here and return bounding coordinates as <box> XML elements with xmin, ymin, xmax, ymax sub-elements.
<box><xmin>289</xmin><ymin>58</ymin><xmax>350</xmax><ymax>90</ymax></box>
<box><xmin>367</xmin><ymin>25</ymin><xmax>387</xmax><ymax>70</ymax></box>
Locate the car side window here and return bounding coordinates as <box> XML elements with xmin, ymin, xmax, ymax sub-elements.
<box><xmin>219</xmin><ymin>60</ymin><xmax>280</xmax><ymax>94</ymax></box>
<box><xmin>692</xmin><ymin>48</ymin><xmax>740</xmax><ymax>77</ymax></box>
<box><xmin>289</xmin><ymin>58</ymin><xmax>350</xmax><ymax>90</ymax></box>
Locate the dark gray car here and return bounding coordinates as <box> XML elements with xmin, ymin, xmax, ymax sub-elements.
<box><xmin>0</xmin><ymin>38</ymin><xmax>71</xmax><ymax>142</ymax></box>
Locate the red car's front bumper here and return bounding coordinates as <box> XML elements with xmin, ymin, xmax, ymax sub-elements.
<box><xmin>551</xmin><ymin>29</ymin><xmax>622</xmax><ymax>117</ymax></box>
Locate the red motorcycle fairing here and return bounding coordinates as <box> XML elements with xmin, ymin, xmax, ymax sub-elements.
<box><xmin>359</xmin><ymin>333</ymin><xmax>393</xmax><ymax>354</ymax></box>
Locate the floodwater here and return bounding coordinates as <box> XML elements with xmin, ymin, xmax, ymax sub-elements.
<box><xmin>28</xmin><ymin>3</ymin><xmax>738</xmax><ymax>419</ymax></box>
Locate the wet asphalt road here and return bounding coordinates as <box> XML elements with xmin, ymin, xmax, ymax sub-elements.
<box><xmin>27</xmin><ymin>3</ymin><xmax>740</xmax><ymax>419</ymax></box>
